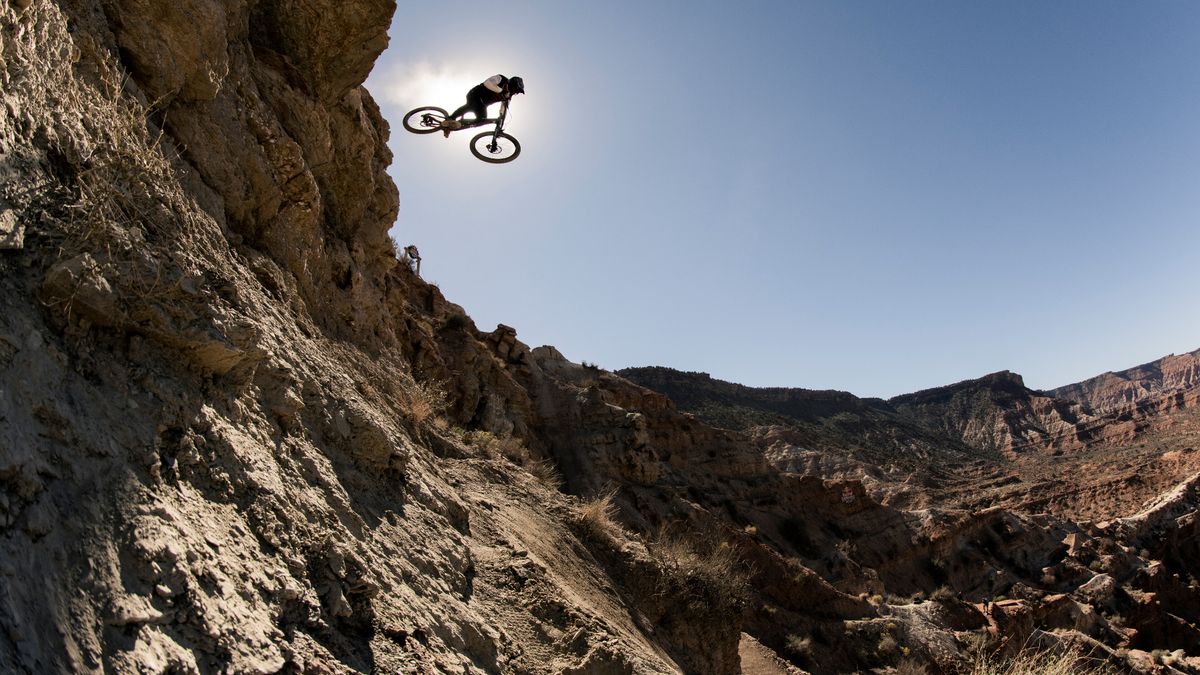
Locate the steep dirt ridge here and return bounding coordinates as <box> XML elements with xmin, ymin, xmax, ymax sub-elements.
<box><xmin>3</xmin><ymin>2</ymin><xmax>1200</xmax><ymax>674</ymax></box>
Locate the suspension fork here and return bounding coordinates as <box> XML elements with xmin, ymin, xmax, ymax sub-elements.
<box><xmin>491</xmin><ymin>100</ymin><xmax>509</xmax><ymax>141</ymax></box>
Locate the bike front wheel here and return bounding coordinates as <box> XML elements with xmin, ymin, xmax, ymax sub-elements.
<box><xmin>470</xmin><ymin>131</ymin><xmax>521</xmax><ymax>164</ymax></box>
<box><xmin>402</xmin><ymin>106</ymin><xmax>449</xmax><ymax>134</ymax></box>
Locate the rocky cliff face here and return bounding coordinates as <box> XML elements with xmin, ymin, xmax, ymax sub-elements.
<box><xmin>3</xmin><ymin>1</ymin><xmax>1200</xmax><ymax>674</ymax></box>
<box><xmin>624</xmin><ymin>363</ymin><xmax>1200</xmax><ymax>523</ymax></box>
<box><xmin>888</xmin><ymin>370</ymin><xmax>1098</xmax><ymax>456</ymax></box>
<box><xmin>1050</xmin><ymin>349</ymin><xmax>1200</xmax><ymax>416</ymax></box>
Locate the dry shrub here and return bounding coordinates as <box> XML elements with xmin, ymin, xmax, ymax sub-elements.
<box><xmin>464</xmin><ymin>430</ymin><xmax>559</xmax><ymax>488</ymax></box>
<box><xmin>464</xmin><ymin>430</ymin><xmax>525</xmax><ymax>462</ymax></box>
<box><xmin>406</xmin><ymin>379</ymin><xmax>448</xmax><ymax>426</ymax></box>
<box><xmin>784</xmin><ymin>634</ymin><xmax>813</xmax><ymax>661</ymax></box>
<box><xmin>967</xmin><ymin>648</ymin><xmax>1110</xmax><ymax>675</ymax></box>
<box><xmin>878</xmin><ymin>632</ymin><xmax>900</xmax><ymax>656</ymax></box>
<box><xmin>6</xmin><ymin>1</ymin><xmax>220</xmax><ymax>309</ymax></box>
<box><xmin>575</xmin><ymin>488</ymin><xmax>621</xmax><ymax>543</ymax></box>
<box><xmin>894</xmin><ymin>659</ymin><xmax>928</xmax><ymax>675</ymax></box>
<box><xmin>649</xmin><ymin>527</ymin><xmax>748</xmax><ymax>608</ymax></box>
<box><xmin>930</xmin><ymin>585</ymin><xmax>957</xmax><ymax>602</ymax></box>
<box><xmin>526</xmin><ymin>457</ymin><xmax>564</xmax><ymax>491</ymax></box>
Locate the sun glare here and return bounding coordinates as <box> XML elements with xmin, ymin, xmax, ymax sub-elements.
<box><xmin>372</xmin><ymin>61</ymin><xmax>476</xmax><ymax>111</ymax></box>
<box><xmin>368</xmin><ymin>55</ymin><xmax>550</xmax><ymax>162</ymax></box>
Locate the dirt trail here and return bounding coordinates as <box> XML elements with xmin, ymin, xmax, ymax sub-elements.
<box><xmin>738</xmin><ymin>633</ymin><xmax>804</xmax><ymax>675</ymax></box>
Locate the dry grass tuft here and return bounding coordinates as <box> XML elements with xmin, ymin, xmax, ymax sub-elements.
<box><xmin>967</xmin><ymin>648</ymin><xmax>1111</xmax><ymax>675</ymax></box>
<box><xmin>526</xmin><ymin>457</ymin><xmax>564</xmax><ymax>491</ymax></box>
<box><xmin>463</xmin><ymin>430</ymin><xmax>524</xmax><ymax>461</ymax></box>
<box><xmin>894</xmin><ymin>659</ymin><xmax>929</xmax><ymax>675</ymax></box>
<box><xmin>574</xmin><ymin>488</ymin><xmax>622</xmax><ymax>543</ymax></box>
<box><xmin>784</xmin><ymin>634</ymin><xmax>813</xmax><ymax>661</ymax></box>
<box><xmin>462</xmin><ymin>429</ymin><xmax>560</xmax><ymax>488</ymax></box>
<box><xmin>648</xmin><ymin>527</ymin><xmax>748</xmax><ymax>608</ymax></box>
<box><xmin>406</xmin><ymin>379</ymin><xmax>448</xmax><ymax>426</ymax></box>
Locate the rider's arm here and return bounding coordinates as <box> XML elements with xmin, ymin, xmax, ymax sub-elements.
<box><xmin>483</xmin><ymin>75</ymin><xmax>505</xmax><ymax>94</ymax></box>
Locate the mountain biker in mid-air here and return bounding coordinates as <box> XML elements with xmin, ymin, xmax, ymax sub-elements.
<box><xmin>443</xmin><ymin>74</ymin><xmax>525</xmax><ymax>137</ymax></box>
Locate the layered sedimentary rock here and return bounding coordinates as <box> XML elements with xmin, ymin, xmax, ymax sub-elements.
<box><xmin>1051</xmin><ymin>349</ymin><xmax>1200</xmax><ymax>415</ymax></box>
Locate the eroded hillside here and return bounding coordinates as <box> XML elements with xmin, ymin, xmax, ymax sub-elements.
<box><xmin>2</xmin><ymin>2</ymin><xmax>1200</xmax><ymax>674</ymax></box>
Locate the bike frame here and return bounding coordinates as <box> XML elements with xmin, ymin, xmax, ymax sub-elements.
<box><xmin>444</xmin><ymin>98</ymin><xmax>509</xmax><ymax>138</ymax></box>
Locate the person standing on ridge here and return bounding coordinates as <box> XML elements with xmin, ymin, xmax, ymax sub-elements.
<box><xmin>443</xmin><ymin>74</ymin><xmax>525</xmax><ymax>137</ymax></box>
<box><xmin>401</xmin><ymin>244</ymin><xmax>421</xmax><ymax>275</ymax></box>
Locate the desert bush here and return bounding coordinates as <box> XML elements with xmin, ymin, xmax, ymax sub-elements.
<box><xmin>463</xmin><ymin>430</ymin><xmax>526</xmax><ymax>463</ymax></box>
<box><xmin>443</xmin><ymin>313</ymin><xmax>470</xmax><ymax>331</ymax></box>
<box><xmin>878</xmin><ymin>632</ymin><xmax>899</xmax><ymax>657</ymax></box>
<box><xmin>574</xmin><ymin>488</ymin><xmax>621</xmax><ymax>543</ymax></box>
<box><xmin>931</xmin><ymin>585</ymin><xmax>957</xmax><ymax>602</ymax></box>
<box><xmin>648</xmin><ymin>527</ymin><xmax>748</xmax><ymax>608</ymax></box>
<box><xmin>6</xmin><ymin>0</ymin><xmax>216</xmax><ymax>316</ymax></box>
<box><xmin>966</xmin><ymin>648</ymin><xmax>1110</xmax><ymax>675</ymax></box>
<box><xmin>960</xmin><ymin>631</ymin><xmax>992</xmax><ymax>659</ymax></box>
<box><xmin>894</xmin><ymin>658</ymin><xmax>928</xmax><ymax>675</ymax></box>
<box><xmin>784</xmin><ymin>633</ymin><xmax>812</xmax><ymax>661</ymax></box>
<box><xmin>525</xmin><ymin>457</ymin><xmax>564</xmax><ymax>491</ymax></box>
<box><xmin>406</xmin><ymin>379</ymin><xmax>448</xmax><ymax>426</ymax></box>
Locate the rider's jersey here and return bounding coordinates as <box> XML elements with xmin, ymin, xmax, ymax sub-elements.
<box><xmin>472</xmin><ymin>75</ymin><xmax>509</xmax><ymax>106</ymax></box>
<box><xmin>483</xmin><ymin>75</ymin><xmax>506</xmax><ymax>94</ymax></box>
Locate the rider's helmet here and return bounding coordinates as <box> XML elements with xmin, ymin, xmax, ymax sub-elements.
<box><xmin>508</xmin><ymin>76</ymin><xmax>525</xmax><ymax>95</ymax></box>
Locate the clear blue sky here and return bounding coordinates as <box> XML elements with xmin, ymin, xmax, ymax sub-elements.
<box><xmin>367</xmin><ymin>1</ymin><xmax>1200</xmax><ymax>399</ymax></box>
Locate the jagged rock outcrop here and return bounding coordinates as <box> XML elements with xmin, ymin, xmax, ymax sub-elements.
<box><xmin>1050</xmin><ymin>349</ymin><xmax>1200</xmax><ymax>415</ymax></box>
<box><xmin>887</xmin><ymin>371</ymin><xmax>1098</xmax><ymax>456</ymax></box>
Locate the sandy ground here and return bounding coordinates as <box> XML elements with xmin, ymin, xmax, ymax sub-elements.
<box><xmin>738</xmin><ymin>633</ymin><xmax>806</xmax><ymax>675</ymax></box>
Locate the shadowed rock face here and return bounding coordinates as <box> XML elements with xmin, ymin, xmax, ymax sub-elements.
<box><xmin>887</xmin><ymin>370</ymin><xmax>1100</xmax><ymax>456</ymax></box>
<box><xmin>101</xmin><ymin>0</ymin><xmax>401</xmax><ymax>344</ymax></box>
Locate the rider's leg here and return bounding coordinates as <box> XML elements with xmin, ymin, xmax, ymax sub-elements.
<box><xmin>446</xmin><ymin>99</ymin><xmax>473</xmax><ymax>137</ymax></box>
<box><xmin>467</xmin><ymin>95</ymin><xmax>488</xmax><ymax>125</ymax></box>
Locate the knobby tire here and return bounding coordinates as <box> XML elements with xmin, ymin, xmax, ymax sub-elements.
<box><xmin>402</xmin><ymin>106</ymin><xmax>449</xmax><ymax>135</ymax></box>
<box><xmin>469</xmin><ymin>131</ymin><xmax>521</xmax><ymax>164</ymax></box>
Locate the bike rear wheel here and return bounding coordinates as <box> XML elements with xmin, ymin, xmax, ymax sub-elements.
<box><xmin>470</xmin><ymin>131</ymin><xmax>521</xmax><ymax>163</ymax></box>
<box><xmin>402</xmin><ymin>106</ymin><xmax>449</xmax><ymax>134</ymax></box>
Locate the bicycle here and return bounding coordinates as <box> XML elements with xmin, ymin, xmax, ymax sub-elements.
<box><xmin>402</xmin><ymin>98</ymin><xmax>521</xmax><ymax>164</ymax></box>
